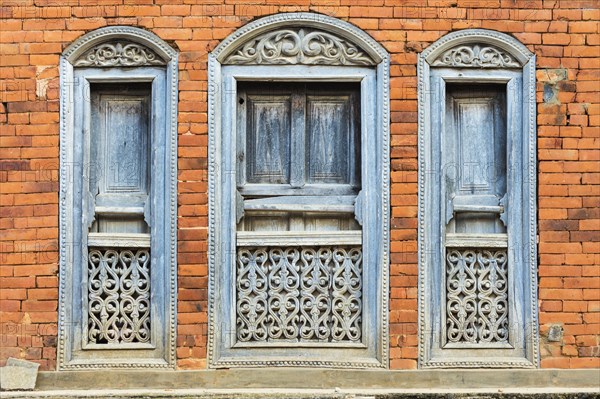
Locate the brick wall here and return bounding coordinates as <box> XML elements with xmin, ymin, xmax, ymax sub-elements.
<box><xmin>0</xmin><ymin>0</ymin><xmax>598</xmax><ymax>371</ymax></box>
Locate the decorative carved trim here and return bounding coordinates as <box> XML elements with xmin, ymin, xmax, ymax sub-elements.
<box><xmin>60</xmin><ymin>361</ymin><xmax>170</xmax><ymax>370</ymax></box>
<box><xmin>211</xmin><ymin>359</ymin><xmax>384</xmax><ymax>368</ymax></box>
<box><xmin>525</xmin><ymin>57</ymin><xmax>540</xmax><ymax>368</ymax></box>
<box><xmin>431</xmin><ymin>44</ymin><xmax>520</xmax><ymax>68</ymax></box>
<box><xmin>208</xmin><ymin>13</ymin><xmax>390</xmax><ymax>369</ymax></box>
<box><xmin>224</xmin><ymin>28</ymin><xmax>375</xmax><ymax>66</ymax></box>
<box><xmin>422</xmin><ymin>359</ymin><xmax>536</xmax><ymax>368</ymax></box>
<box><xmin>74</xmin><ymin>41</ymin><xmax>166</xmax><ymax>67</ymax></box>
<box><xmin>212</xmin><ymin>12</ymin><xmax>386</xmax><ymax>64</ymax></box>
<box><xmin>58</xmin><ymin>26</ymin><xmax>178</xmax><ymax>370</ymax></box>
<box><xmin>422</xmin><ymin>29</ymin><xmax>532</xmax><ymax>67</ymax></box>
<box><xmin>417</xmin><ymin>55</ymin><xmax>429</xmax><ymax>369</ymax></box>
<box><xmin>62</xmin><ymin>26</ymin><xmax>175</xmax><ymax>63</ymax></box>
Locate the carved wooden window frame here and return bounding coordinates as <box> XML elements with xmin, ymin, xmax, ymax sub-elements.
<box><xmin>58</xmin><ymin>26</ymin><xmax>178</xmax><ymax>369</ymax></box>
<box><xmin>208</xmin><ymin>13</ymin><xmax>390</xmax><ymax>368</ymax></box>
<box><xmin>418</xmin><ymin>29</ymin><xmax>539</xmax><ymax>368</ymax></box>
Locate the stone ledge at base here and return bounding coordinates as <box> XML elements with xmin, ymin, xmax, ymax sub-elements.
<box><xmin>1</xmin><ymin>387</ymin><xmax>600</xmax><ymax>399</ymax></box>
<box><xmin>0</xmin><ymin>368</ymin><xmax>598</xmax><ymax>397</ymax></box>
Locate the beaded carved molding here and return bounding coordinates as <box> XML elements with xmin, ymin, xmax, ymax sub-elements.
<box><xmin>74</xmin><ymin>41</ymin><xmax>167</xmax><ymax>67</ymax></box>
<box><xmin>224</xmin><ymin>28</ymin><xmax>375</xmax><ymax>66</ymax></box>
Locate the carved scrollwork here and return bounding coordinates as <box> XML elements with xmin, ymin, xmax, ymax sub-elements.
<box><xmin>74</xmin><ymin>41</ymin><xmax>167</xmax><ymax>67</ymax></box>
<box><xmin>236</xmin><ymin>246</ymin><xmax>362</xmax><ymax>344</ymax></box>
<box><xmin>224</xmin><ymin>28</ymin><xmax>375</xmax><ymax>66</ymax></box>
<box><xmin>432</xmin><ymin>44</ymin><xmax>520</xmax><ymax>68</ymax></box>
<box><xmin>87</xmin><ymin>248</ymin><xmax>151</xmax><ymax>345</ymax></box>
<box><xmin>445</xmin><ymin>248</ymin><xmax>508</xmax><ymax>345</ymax></box>
<box><xmin>300</xmin><ymin>248</ymin><xmax>332</xmax><ymax>340</ymax></box>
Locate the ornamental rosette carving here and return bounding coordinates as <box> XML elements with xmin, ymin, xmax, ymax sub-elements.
<box><xmin>432</xmin><ymin>44</ymin><xmax>520</xmax><ymax>68</ymax></box>
<box><xmin>74</xmin><ymin>41</ymin><xmax>166</xmax><ymax>67</ymax></box>
<box><xmin>224</xmin><ymin>28</ymin><xmax>375</xmax><ymax>66</ymax></box>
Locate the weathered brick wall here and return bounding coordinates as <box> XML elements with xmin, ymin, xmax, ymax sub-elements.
<box><xmin>0</xmin><ymin>0</ymin><xmax>598</xmax><ymax>371</ymax></box>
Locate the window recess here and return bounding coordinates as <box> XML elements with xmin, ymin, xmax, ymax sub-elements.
<box><xmin>235</xmin><ymin>82</ymin><xmax>363</xmax><ymax>345</ymax></box>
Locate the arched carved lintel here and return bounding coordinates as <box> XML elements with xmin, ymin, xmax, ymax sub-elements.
<box><xmin>431</xmin><ymin>44</ymin><xmax>520</xmax><ymax>68</ymax></box>
<box><xmin>422</xmin><ymin>29</ymin><xmax>533</xmax><ymax>67</ymax></box>
<box><xmin>223</xmin><ymin>28</ymin><xmax>375</xmax><ymax>66</ymax></box>
<box><xmin>74</xmin><ymin>41</ymin><xmax>167</xmax><ymax>67</ymax></box>
<box><xmin>62</xmin><ymin>26</ymin><xmax>176</xmax><ymax>66</ymax></box>
<box><xmin>212</xmin><ymin>12</ymin><xmax>386</xmax><ymax>65</ymax></box>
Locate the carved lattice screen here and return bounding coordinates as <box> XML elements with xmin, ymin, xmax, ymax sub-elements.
<box><xmin>236</xmin><ymin>246</ymin><xmax>362</xmax><ymax>344</ymax></box>
<box><xmin>444</xmin><ymin>248</ymin><xmax>508</xmax><ymax>346</ymax></box>
<box><xmin>87</xmin><ymin>248</ymin><xmax>151</xmax><ymax>345</ymax></box>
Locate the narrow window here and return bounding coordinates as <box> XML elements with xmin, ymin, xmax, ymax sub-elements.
<box><xmin>58</xmin><ymin>27</ymin><xmax>178</xmax><ymax>369</ymax></box>
<box><xmin>86</xmin><ymin>83</ymin><xmax>152</xmax><ymax>347</ymax></box>
<box><xmin>443</xmin><ymin>83</ymin><xmax>509</xmax><ymax>348</ymax></box>
<box><xmin>418</xmin><ymin>29</ymin><xmax>538</xmax><ymax>368</ymax></box>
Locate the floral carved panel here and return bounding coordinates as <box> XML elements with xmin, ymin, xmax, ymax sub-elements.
<box><xmin>224</xmin><ymin>28</ymin><xmax>375</xmax><ymax>66</ymax></box>
<box><xmin>431</xmin><ymin>44</ymin><xmax>520</xmax><ymax>68</ymax></box>
<box><xmin>86</xmin><ymin>248</ymin><xmax>151</xmax><ymax>345</ymax></box>
<box><xmin>445</xmin><ymin>248</ymin><xmax>509</xmax><ymax>347</ymax></box>
<box><xmin>74</xmin><ymin>41</ymin><xmax>167</xmax><ymax>67</ymax></box>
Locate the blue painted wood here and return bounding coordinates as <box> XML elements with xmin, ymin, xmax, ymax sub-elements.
<box><xmin>210</xmin><ymin>63</ymin><xmax>388</xmax><ymax>368</ymax></box>
<box><xmin>59</xmin><ymin>26</ymin><xmax>178</xmax><ymax>369</ymax></box>
<box><xmin>418</xmin><ymin>29</ymin><xmax>538</xmax><ymax>369</ymax></box>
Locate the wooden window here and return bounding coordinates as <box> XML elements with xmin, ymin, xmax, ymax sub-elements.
<box><xmin>58</xmin><ymin>27</ymin><xmax>178</xmax><ymax>369</ymax></box>
<box><xmin>418</xmin><ymin>29</ymin><xmax>538</xmax><ymax>368</ymax></box>
<box><xmin>238</xmin><ymin>82</ymin><xmax>360</xmax><ymax>190</ymax></box>
<box><xmin>235</xmin><ymin>82</ymin><xmax>363</xmax><ymax>346</ymax></box>
<box><xmin>208</xmin><ymin>13</ymin><xmax>390</xmax><ymax>369</ymax></box>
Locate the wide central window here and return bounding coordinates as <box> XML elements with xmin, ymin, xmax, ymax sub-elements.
<box><xmin>207</xmin><ymin>12</ymin><xmax>390</xmax><ymax>368</ymax></box>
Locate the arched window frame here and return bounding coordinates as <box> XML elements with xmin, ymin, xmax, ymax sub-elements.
<box><xmin>58</xmin><ymin>26</ymin><xmax>178</xmax><ymax>369</ymax></box>
<box><xmin>208</xmin><ymin>13</ymin><xmax>390</xmax><ymax>368</ymax></box>
<box><xmin>417</xmin><ymin>29</ymin><xmax>538</xmax><ymax>368</ymax></box>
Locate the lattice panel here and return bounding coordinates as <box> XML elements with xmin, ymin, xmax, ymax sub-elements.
<box><xmin>236</xmin><ymin>246</ymin><xmax>362</xmax><ymax>344</ymax></box>
<box><xmin>445</xmin><ymin>248</ymin><xmax>509</xmax><ymax>345</ymax></box>
<box><xmin>87</xmin><ymin>248</ymin><xmax>151</xmax><ymax>345</ymax></box>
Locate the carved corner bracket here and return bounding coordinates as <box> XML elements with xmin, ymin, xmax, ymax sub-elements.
<box><xmin>74</xmin><ymin>41</ymin><xmax>167</xmax><ymax>67</ymax></box>
<box><xmin>224</xmin><ymin>28</ymin><xmax>376</xmax><ymax>66</ymax></box>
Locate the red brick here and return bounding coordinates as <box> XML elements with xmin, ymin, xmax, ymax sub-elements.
<box><xmin>0</xmin><ymin>0</ymin><xmax>596</xmax><ymax>372</ymax></box>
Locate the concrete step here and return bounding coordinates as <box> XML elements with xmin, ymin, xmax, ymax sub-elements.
<box><xmin>1</xmin><ymin>388</ymin><xmax>599</xmax><ymax>399</ymax></box>
<box><xmin>1</xmin><ymin>369</ymin><xmax>598</xmax><ymax>398</ymax></box>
